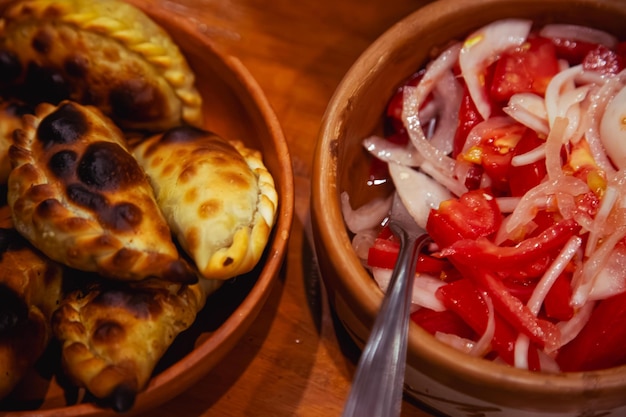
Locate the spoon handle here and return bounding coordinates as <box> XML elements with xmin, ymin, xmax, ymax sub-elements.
<box><xmin>341</xmin><ymin>227</ymin><xmax>430</xmax><ymax>417</ymax></box>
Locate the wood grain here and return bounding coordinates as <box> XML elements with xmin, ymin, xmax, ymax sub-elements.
<box><xmin>135</xmin><ymin>0</ymin><xmax>441</xmax><ymax>416</ymax></box>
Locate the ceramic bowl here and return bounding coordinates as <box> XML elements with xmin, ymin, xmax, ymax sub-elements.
<box><xmin>0</xmin><ymin>1</ymin><xmax>294</xmax><ymax>416</ymax></box>
<box><xmin>311</xmin><ymin>0</ymin><xmax>626</xmax><ymax>415</ymax></box>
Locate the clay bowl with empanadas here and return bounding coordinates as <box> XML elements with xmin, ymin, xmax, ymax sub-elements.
<box><xmin>0</xmin><ymin>0</ymin><xmax>294</xmax><ymax>415</ymax></box>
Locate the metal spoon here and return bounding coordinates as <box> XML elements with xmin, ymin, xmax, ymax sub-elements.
<box><xmin>342</xmin><ymin>193</ymin><xmax>430</xmax><ymax>417</ymax></box>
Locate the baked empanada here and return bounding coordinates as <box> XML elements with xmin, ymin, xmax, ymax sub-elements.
<box><xmin>0</xmin><ymin>205</ymin><xmax>64</xmax><ymax>400</ymax></box>
<box><xmin>0</xmin><ymin>0</ymin><xmax>202</xmax><ymax>131</ymax></box>
<box><xmin>8</xmin><ymin>100</ymin><xmax>193</xmax><ymax>283</ymax></box>
<box><xmin>0</xmin><ymin>100</ymin><xmax>32</xmax><ymax>185</ymax></box>
<box><xmin>52</xmin><ymin>276</ymin><xmax>221</xmax><ymax>412</ymax></box>
<box><xmin>133</xmin><ymin>126</ymin><xmax>278</xmax><ymax>280</ymax></box>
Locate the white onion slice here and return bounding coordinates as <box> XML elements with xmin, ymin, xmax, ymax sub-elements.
<box><xmin>557</xmin><ymin>300</ymin><xmax>595</xmax><ymax>348</ymax></box>
<box><xmin>459</xmin><ymin>19</ymin><xmax>532</xmax><ymax>120</ymax></box>
<box><xmin>539</xmin><ymin>24</ymin><xmax>618</xmax><ymax>49</ymax></box>
<box><xmin>571</xmin><ymin>225</ymin><xmax>626</xmax><ymax>308</ymax></box>
<box><xmin>511</xmin><ymin>143</ymin><xmax>546</xmax><ymax>167</ymax></box>
<box><xmin>402</xmin><ymin>44</ymin><xmax>461</xmax><ymax>179</ymax></box>
<box><xmin>371</xmin><ymin>267</ymin><xmax>446</xmax><ymax>311</ymax></box>
<box><xmin>389</xmin><ymin>162</ymin><xmax>452</xmax><ymax>229</ymax></box>
<box><xmin>435</xmin><ymin>332</ymin><xmax>476</xmax><ymax>354</ymax></box>
<box><xmin>428</xmin><ymin>70</ymin><xmax>462</xmax><ymax>154</ymax></box>
<box><xmin>600</xmin><ymin>85</ymin><xmax>626</xmax><ymax>169</ymax></box>
<box><xmin>545</xmin><ymin>64</ymin><xmax>583</xmax><ymax>128</ymax></box>
<box><xmin>341</xmin><ymin>191</ymin><xmax>392</xmax><ymax>234</ymax></box>
<box><xmin>362</xmin><ymin>135</ymin><xmax>424</xmax><ymax>167</ymax></box>
<box><xmin>527</xmin><ymin>236</ymin><xmax>582</xmax><ymax>316</ymax></box>
<box><xmin>470</xmin><ymin>291</ymin><xmax>495</xmax><ymax>357</ymax></box>
<box><xmin>504</xmin><ymin>93</ymin><xmax>549</xmax><ymax>135</ymax></box>
<box><xmin>589</xmin><ymin>242</ymin><xmax>626</xmax><ymax>300</ymax></box>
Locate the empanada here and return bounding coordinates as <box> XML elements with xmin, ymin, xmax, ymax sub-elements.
<box><xmin>0</xmin><ymin>205</ymin><xmax>64</xmax><ymax>400</ymax></box>
<box><xmin>0</xmin><ymin>100</ymin><xmax>32</xmax><ymax>185</ymax></box>
<box><xmin>0</xmin><ymin>0</ymin><xmax>203</xmax><ymax>131</ymax></box>
<box><xmin>133</xmin><ymin>126</ymin><xmax>278</xmax><ymax>280</ymax></box>
<box><xmin>52</xmin><ymin>276</ymin><xmax>221</xmax><ymax>411</ymax></box>
<box><xmin>8</xmin><ymin>100</ymin><xmax>194</xmax><ymax>283</ymax></box>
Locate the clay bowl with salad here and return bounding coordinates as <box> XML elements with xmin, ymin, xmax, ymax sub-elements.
<box><xmin>311</xmin><ymin>0</ymin><xmax>626</xmax><ymax>415</ymax></box>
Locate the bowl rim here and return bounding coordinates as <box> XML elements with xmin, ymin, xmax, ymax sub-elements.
<box><xmin>312</xmin><ymin>0</ymin><xmax>626</xmax><ymax>406</ymax></box>
<box><xmin>0</xmin><ymin>2</ymin><xmax>294</xmax><ymax>416</ymax></box>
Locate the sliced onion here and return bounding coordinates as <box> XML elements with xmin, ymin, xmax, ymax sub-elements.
<box><xmin>462</xmin><ymin>116</ymin><xmax>516</xmax><ymax>153</ymax></box>
<box><xmin>505</xmin><ymin>175</ymin><xmax>588</xmax><ymax>233</ymax></box>
<box><xmin>585</xmin><ymin>184</ymin><xmax>618</xmax><ymax>255</ymax></box>
<box><xmin>402</xmin><ymin>44</ymin><xmax>461</xmax><ymax>179</ymax></box>
<box><xmin>504</xmin><ymin>93</ymin><xmax>549</xmax><ymax>135</ymax></box>
<box><xmin>511</xmin><ymin>142</ymin><xmax>546</xmax><ymax>167</ymax></box>
<box><xmin>571</xmin><ymin>225</ymin><xmax>626</xmax><ymax>307</ymax></box>
<box><xmin>545</xmin><ymin>64</ymin><xmax>583</xmax><ymax>128</ymax></box>
<box><xmin>589</xmin><ymin>241</ymin><xmax>626</xmax><ymax>300</ymax></box>
<box><xmin>459</xmin><ymin>19</ymin><xmax>532</xmax><ymax>120</ymax></box>
<box><xmin>371</xmin><ymin>267</ymin><xmax>446</xmax><ymax>311</ymax></box>
<box><xmin>514</xmin><ymin>334</ymin><xmax>531</xmax><ymax>370</ymax></box>
<box><xmin>428</xmin><ymin>70</ymin><xmax>462</xmax><ymax>154</ymax></box>
<box><xmin>539</xmin><ymin>24</ymin><xmax>618</xmax><ymax>48</ymax></box>
<box><xmin>470</xmin><ymin>291</ymin><xmax>495</xmax><ymax>357</ymax></box>
<box><xmin>545</xmin><ymin>117</ymin><xmax>569</xmax><ymax>181</ymax></box>
<box><xmin>556</xmin><ymin>300</ymin><xmax>595</xmax><ymax>348</ymax></box>
<box><xmin>389</xmin><ymin>162</ymin><xmax>452</xmax><ymax>229</ymax></box>
<box><xmin>362</xmin><ymin>135</ymin><xmax>424</xmax><ymax>167</ymax></box>
<box><xmin>341</xmin><ymin>191</ymin><xmax>392</xmax><ymax>234</ymax></box>
<box><xmin>527</xmin><ymin>236</ymin><xmax>582</xmax><ymax>315</ymax></box>
<box><xmin>351</xmin><ymin>229</ymin><xmax>379</xmax><ymax>262</ymax></box>
<box><xmin>600</xmin><ymin>85</ymin><xmax>626</xmax><ymax>169</ymax></box>
<box><xmin>434</xmin><ymin>332</ymin><xmax>476</xmax><ymax>355</ymax></box>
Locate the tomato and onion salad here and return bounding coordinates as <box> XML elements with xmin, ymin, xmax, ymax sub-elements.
<box><xmin>342</xmin><ymin>19</ymin><xmax>626</xmax><ymax>373</ymax></box>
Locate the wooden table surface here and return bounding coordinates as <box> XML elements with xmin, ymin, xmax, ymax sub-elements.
<box><xmin>144</xmin><ymin>1</ymin><xmax>439</xmax><ymax>416</ymax></box>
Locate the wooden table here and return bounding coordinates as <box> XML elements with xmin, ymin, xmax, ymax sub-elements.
<box><xmin>146</xmin><ymin>0</ymin><xmax>439</xmax><ymax>415</ymax></box>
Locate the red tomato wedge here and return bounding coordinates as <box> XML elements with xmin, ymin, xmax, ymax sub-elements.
<box><xmin>436</xmin><ymin>277</ymin><xmax>541</xmax><ymax>368</ymax></box>
<box><xmin>458</xmin><ymin>267</ymin><xmax>561</xmax><ymax>351</ymax></box>
<box><xmin>489</xmin><ymin>37</ymin><xmax>560</xmax><ymax>103</ymax></box>
<box><xmin>426</xmin><ymin>189</ymin><xmax>502</xmax><ymax>249</ymax></box>
<box><xmin>557</xmin><ymin>291</ymin><xmax>626</xmax><ymax>372</ymax></box>
<box><xmin>439</xmin><ymin>218</ymin><xmax>580</xmax><ymax>268</ymax></box>
<box><xmin>410</xmin><ymin>308</ymin><xmax>476</xmax><ymax>340</ymax></box>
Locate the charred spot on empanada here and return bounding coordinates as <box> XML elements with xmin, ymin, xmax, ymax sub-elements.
<box><xmin>133</xmin><ymin>126</ymin><xmax>278</xmax><ymax>280</ymax></box>
<box><xmin>8</xmin><ymin>100</ymin><xmax>195</xmax><ymax>283</ymax></box>
<box><xmin>0</xmin><ymin>0</ymin><xmax>203</xmax><ymax>132</ymax></box>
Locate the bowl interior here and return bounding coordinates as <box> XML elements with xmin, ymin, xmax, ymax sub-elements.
<box><xmin>0</xmin><ymin>2</ymin><xmax>294</xmax><ymax>416</ymax></box>
<box><xmin>313</xmin><ymin>0</ymin><xmax>626</xmax><ymax>412</ymax></box>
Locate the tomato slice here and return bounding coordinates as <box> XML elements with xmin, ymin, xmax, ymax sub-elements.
<box><xmin>543</xmin><ymin>272</ymin><xmax>574</xmax><ymax>322</ymax></box>
<box><xmin>508</xmin><ymin>128</ymin><xmax>547</xmax><ymax>197</ymax></box>
<box><xmin>489</xmin><ymin>37</ymin><xmax>560</xmax><ymax>103</ymax></box>
<box><xmin>436</xmin><ymin>277</ymin><xmax>542</xmax><ymax>366</ymax></box>
<box><xmin>453</xmin><ymin>82</ymin><xmax>483</xmax><ymax>158</ymax></box>
<box><xmin>367</xmin><ymin>227</ymin><xmax>453</xmax><ymax>276</ymax></box>
<box><xmin>459</xmin><ymin>266</ymin><xmax>561</xmax><ymax>351</ymax></box>
<box><xmin>410</xmin><ymin>308</ymin><xmax>476</xmax><ymax>340</ymax></box>
<box><xmin>440</xmin><ymin>218</ymin><xmax>580</xmax><ymax>268</ymax></box>
<box><xmin>426</xmin><ymin>189</ymin><xmax>502</xmax><ymax>249</ymax></box>
<box><xmin>557</xmin><ymin>292</ymin><xmax>626</xmax><ymax>372</ymax></box>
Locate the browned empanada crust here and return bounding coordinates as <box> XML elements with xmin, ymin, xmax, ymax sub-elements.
<box><xmin>51</xmin><ymin>277</ymin><xmax>220</xmax><ymax>411</ymax></box>
<box><xmin>133</xmin><ymin>126</ymin><xmax>278</xmax><ymax>280</ymax></box>
<box><xmin>7</xmin><ymin>100</ymin><xmax>193</xmax><ymax>282</ymax></box>
<box><xmin>0</xmin><ymin>100</ymin><xmax>32</xmax><ymax>185</ymax></box>
<box><xmin>0</xmin><ymin>205</ymin><xmax>64</xmax><ymax>400</ymax></box>
<box><xmin>0</xmin><ymin>0</ymin><xmax>203</xmax><ymax>131</ymax></box>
